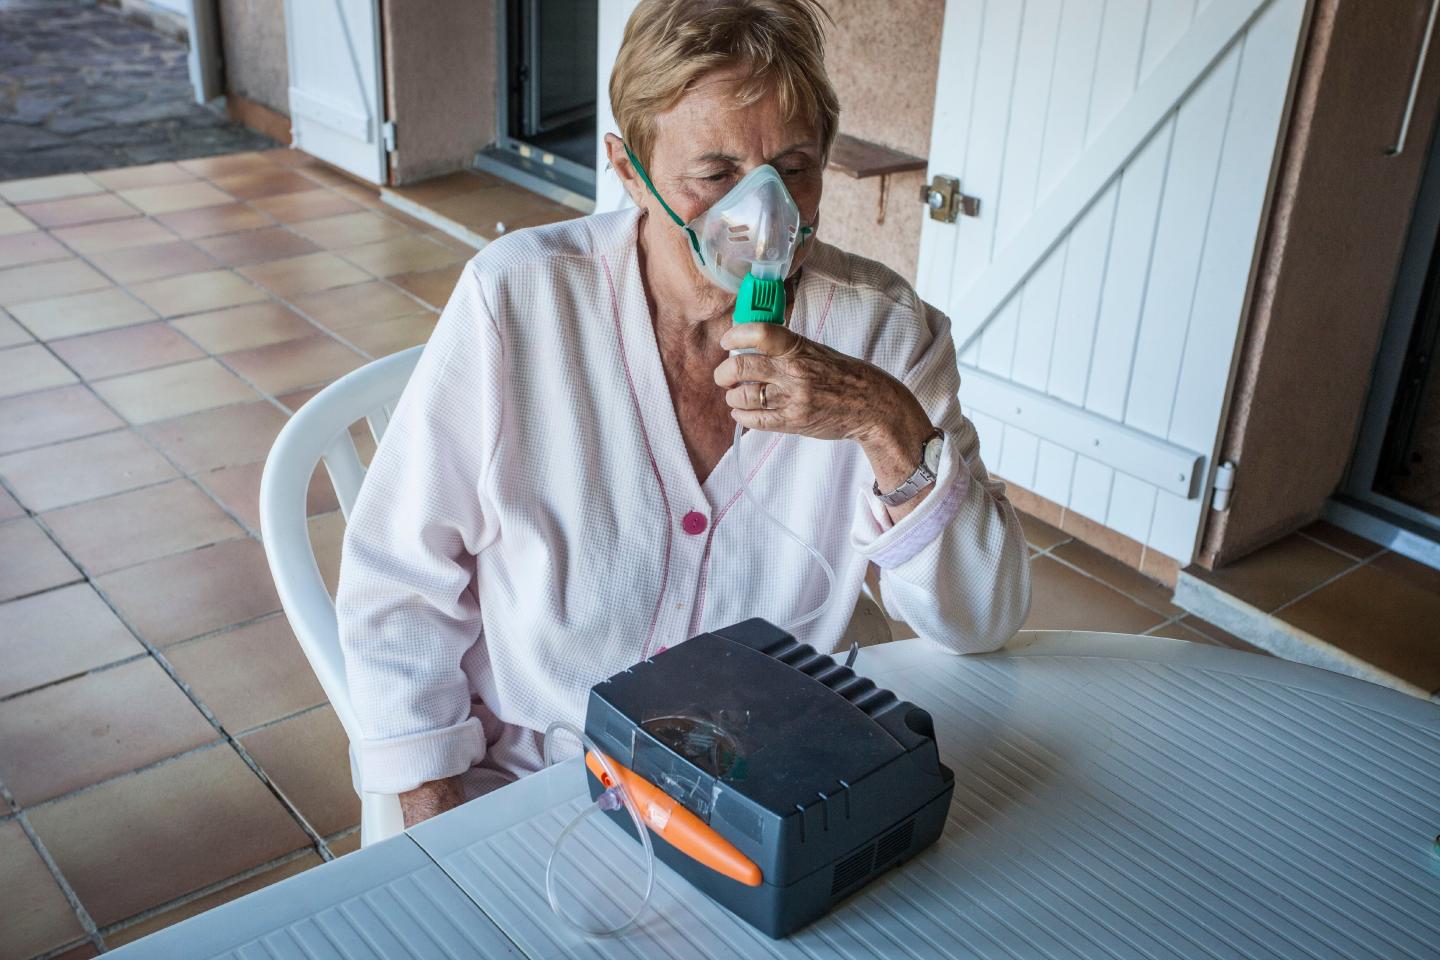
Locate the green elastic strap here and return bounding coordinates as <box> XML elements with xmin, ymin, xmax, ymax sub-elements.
<box><xmin>623</xmin><ymin>143</ymin><xmax>705</xmax><ymax>264</ymax></box>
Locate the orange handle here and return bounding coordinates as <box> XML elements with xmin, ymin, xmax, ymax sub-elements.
<box><xmin>585</xmin><ymin>750</ymin><xmax>763</xmax><ymax>887</ymax></box>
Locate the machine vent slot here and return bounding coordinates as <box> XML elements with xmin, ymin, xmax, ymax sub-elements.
<box><xmin>875</xmin><ymin>818</ymin><xmax>915</xmax><ymax>866</ymax></box>
<box><xmin>830</xmin><ymin>844</ymin><xmax>875</xmax><ymax>895</ymax></box>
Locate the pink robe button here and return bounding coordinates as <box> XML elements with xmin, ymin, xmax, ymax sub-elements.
<box><xmin>681</xmin><ymin>511</ymin><xmax>708</xmax><ymax>535</ymax></box>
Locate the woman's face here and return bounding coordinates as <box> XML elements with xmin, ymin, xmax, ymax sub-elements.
<box><xmin>633</xmin><ymin>64</ymin><xmax>824</xmax><ymax>283</ymax></box>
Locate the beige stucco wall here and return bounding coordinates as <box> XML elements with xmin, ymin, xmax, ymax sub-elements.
<box><xmin>818</xmin><ymin>0</ymin><xmax>944</xmax><ymax>284</ymax></box>
<box><xmin>382</xmin><ymin>0</ymin><xmax>498</xmax><ymax>185</ymax></box>
<box><xmin>218</xmin><ymin>0</ymin><xmax>289</xmax><ymax>116</ymax></box>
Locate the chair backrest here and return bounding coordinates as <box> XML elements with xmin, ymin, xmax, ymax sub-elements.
<box><xmin>258</xmin><ymin>346</ymin><xmax>424</xmax><ymax>744</ymax></box>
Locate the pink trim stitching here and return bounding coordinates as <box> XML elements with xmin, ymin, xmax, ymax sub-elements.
<box><xmin>602</xmin><ymin>254</ymin><xmax>672</xmax><ymax>659</ymax></box>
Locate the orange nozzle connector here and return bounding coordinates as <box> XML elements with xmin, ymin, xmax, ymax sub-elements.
<box><xmin>585</xmin><ymin>750</ymin><xmax>763</xmax><ymax>887</ymax></box>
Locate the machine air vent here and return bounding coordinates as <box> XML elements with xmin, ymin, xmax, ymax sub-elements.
<box><xmin>875</xmin><ymin>818</ymin><xmax>915</xmax><ymax>866</ymax></box>
<box><xmin>830</xmin><ymin>844</ymin><xmax>876</xmax><ymax>895</ymax></box>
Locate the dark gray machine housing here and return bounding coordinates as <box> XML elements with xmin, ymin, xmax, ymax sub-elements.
<box><xmin>583</xmin><ymin>618</ymin><xmax>954</xmax><ymax>938</ymax></box>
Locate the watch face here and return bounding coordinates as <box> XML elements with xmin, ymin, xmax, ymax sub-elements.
<box><xmin>923</xmin><ymin>433</ymin><xmax>944</xmax><ymax>473</ymax></box>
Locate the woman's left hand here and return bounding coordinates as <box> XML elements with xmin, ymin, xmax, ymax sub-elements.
<box><xmin>715</xmin><ymin>322</ymin><xmax>928</xmax><ymax>446</ymax></box>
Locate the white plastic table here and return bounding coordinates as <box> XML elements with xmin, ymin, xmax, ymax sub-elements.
<box><xmin>110</xmin><ymin>632</ymin><xmax>1440</xmax><ymax>960</ymax></box>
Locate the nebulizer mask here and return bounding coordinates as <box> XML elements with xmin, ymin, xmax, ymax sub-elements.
<box><xmin>538</xmin><ymin>147</ymin><xmax>836</xmax><ymax>940</ymax></box>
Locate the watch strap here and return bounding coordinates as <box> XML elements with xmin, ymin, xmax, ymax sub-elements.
<box><xmin>873</xmin><ymin>428</ymin><xmax>944</xmax><ymax>508</ymax></box>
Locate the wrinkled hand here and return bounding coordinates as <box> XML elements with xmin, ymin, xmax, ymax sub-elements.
<box><xmin>714</xmin><ymin>322</ymin><xmax>924</xmax><ymax>446</ymax></box>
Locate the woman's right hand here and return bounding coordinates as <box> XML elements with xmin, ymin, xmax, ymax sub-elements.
<box><xmin>399</xmin><ymin>774</ymin><xmax>464</xmax><ymax>827</ymax></box>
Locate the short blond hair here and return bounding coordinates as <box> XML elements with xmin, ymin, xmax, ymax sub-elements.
<box><xmin>610</xmin><ymin>0</ymin><xmax>841</xmax><ymax>170</ymax></box>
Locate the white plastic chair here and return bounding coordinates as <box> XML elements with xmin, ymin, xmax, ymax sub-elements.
<box><xmin>259</xmin><ymin>343</ymin><xmax>897</xmax><ymax>848</ymax></box>
<box><xmin>259</xmin><ymin>345</ymin><xmax>423</xmax><ymax>848</ymax></box>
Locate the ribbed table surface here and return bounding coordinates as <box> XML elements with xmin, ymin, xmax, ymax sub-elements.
<box><xmin>409</xmin><ymin>631</ymin><xmax>1440</xmax><ymax>960</ymax></box>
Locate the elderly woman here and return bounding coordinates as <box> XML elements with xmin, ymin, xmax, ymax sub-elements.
<box><xmin>337</xmin><ymin>0</ymin><xmax>1030</xmax><ymax>827</ymax></box>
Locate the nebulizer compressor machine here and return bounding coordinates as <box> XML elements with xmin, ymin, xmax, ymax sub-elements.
<box><xmin>539</xmin><ymin>151</ymin><xmax>955</xmax><ymax>940</ymax></box>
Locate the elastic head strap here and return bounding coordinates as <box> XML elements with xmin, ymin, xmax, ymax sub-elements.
<box><xmin>623</xmin><ymin>142</ymin><xmax>705</xmax><ymax>263</ymax></box>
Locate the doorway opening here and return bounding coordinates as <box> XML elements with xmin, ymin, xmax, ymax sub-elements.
<box><xmin>479</xmin><ymin>0</ymin><xmax>598</xmax><ymax>205</ymax></box>
<box><xmin>1334</xmin><ymin>104</ymin><xmax>1440</xmax><ymax>569</ymax></box>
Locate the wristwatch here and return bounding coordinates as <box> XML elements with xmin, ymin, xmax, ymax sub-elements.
<box><xmin>873</xmin><ymin>428</ymin><xmax>945</xmax><ymax>507</ymax></box>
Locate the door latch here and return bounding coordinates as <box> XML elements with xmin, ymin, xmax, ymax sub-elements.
<box><xmin>919</xmin><ymin>176</ymin><xmax>980</xmax><ymax>223</ymax></box>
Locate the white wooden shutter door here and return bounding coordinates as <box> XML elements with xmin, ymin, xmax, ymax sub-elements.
<box><xmin>283</xmin><ymin>0</ymin><xmax>387</xmax><ymax>184</ymax></box>
<box><xmin>917</xmin><ymin>0</ymin><xmax>1307</xmax><ymax>563</ymax></box>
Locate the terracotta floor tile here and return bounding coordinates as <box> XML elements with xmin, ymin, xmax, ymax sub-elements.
<box><xmin>1276</xmin><ymin>564</ymin><xmax>1440</xmax><ymax>691</ymax></box>
<box><xmin>103</xmin><ymin>852</ymin><xmax>322</xmax><ymax>948</ymax></box>
<box><xmin>345</xmin><ymin>312</ymin><xmax>438</xmax><ymax>356</ymax></box>
<box><xmin>0</xmin><ymin>229</ymin><xmax>69</xmax><ymax>268</ymax></box>
<box><xmin>49</xmin><ymin>321</ymin><xmax>203</xmax><ymax>380</ymax></box>
<box><xmin>0</xmin><ymin>484</ymin><xmax>22</xmax><ymax>521</ymax></box>
<box><xmin>0</xmin><ymin>384</ymin><xmax>123</xmax><ymax>455</ymax></box>
<box><xmin>89</xmin><ymin>162</ymin><xmax>197</xmax><ymax>191</ymax></box>
<box><xmin>116</xmin><ymin>181</ymin><xmax>233</xmax><ymax>216</ymax></box>
<box><xmin>426</xmin><ymin>228</ymin><xmax>481</xmax><ymax>255</ymax></box>
<box><xmin>96</xmin><ymin>537</ymin><xmax>280</xmax><ymax>646</ymax></box>
<box><xmin>9</xmin><ymin>287</ymin><xmax>157</xmax><ymax>341</ymax></box>
<box><xmin>238</xmin><ymin>252</ymin><xmax>370</xmax><ymax>298</ymax></box>
<box><xmin>17</xmin><ymin>193</ymin><xmax>139</xmax><ymax>229</ymax></box>
<box><xmin>0</xmin><ymin>583</ymin><xmax>144</xmax><ymax>699</ymax></box>
<box><xmin>92</xmin><ymin>357</ymin><xmax>257</xmax><ymax>425</ymax></box>
<box><xmin>340</xmin><ymin>233</ymin><xmax>464</xmax><ymax>277</ymax></box>
<box><xmin>0</xmin><ymin>310</ymin><xmax>32</xmax><ymax>348</ymax></box>
<box><xmin>291</xmin><ymin>210</ymin><xmax>412</xmax><ymax>249</ymax></box>
<box><xmin>154</xmin><ymin>201</ymin><xmax>275</xmax><ymax>239</ymax></box>
<box><xmin>0</xmin><ymin>257</ymin><xmax>110</xmax><ymax>307</ymax></box>
<box><xmin>331</xmin><ymin>183</ymin><xmax>385</xmax><ymax>210</ymax></box>
<box><xmin>179</xmin><ymin>151</ymin><xmax>280</xmax><ymax>179</ymax></box>
<box><xmin>127</xmin><ymin>268</ymin><xmax>268</xmax><ymax>318</ymax></box>
<box><xmin>212</xmin><ymin>168</ymin><xmax>321</xmax><ymax>201</ymax></box>
<box><xmin>0</xmin><ymin>205</ymin><xmax>36</xmax><ymax>235</ymax></box>
<box><xmin>43</xmin><ymin>479</ymin><xmax>244</xmax><ymax>576</ymax></box>
<box><xmin>48</xmin><ymin>942</ymin><xmax>100</xmax><ymax>960</ymax></box>
<box><xmin>0</xmin><ymin>518</ymin><xmax>81</xmax><ymax>601</ymax></box>
<box><xmin>1051</xmin><ymin>539</ymin><xmax>1181</xmax><ymax>617</ymax></box>
<box><xmin>198</xmin><ymin>459</ymin><xmax>339</xmax><ymax>533</ymax></box>
<box><xmin>1189</xmin><ymin>533</ymin><xmax>1356</xmax><ymax>613</ymax></box>
<box><xmin>0</xmin><ymin>657</ymin><xmax>217</xmax><ymax>806</ymax></box>
<box><xmin>0</xmin><ymin>429</ymin><xmax>177</xmax><ymax>512</ymax></box>
<box><xmin>139</xmin><ymin>400</ymin><xmax>287</xmax><ymax>474</ymax></box>
<box><xmin>1016</xmin><ymin>510</ymin><xmax>1071</xmax><ymax>551</ymax></box>
<box><xmin>328</xmin><ymin>830</ymin><xmax>361</xmax><ymax>857</ymax></box>
<box><xmin>242</xmin><ymin>706</ymin><xmax>358</xmax><ymax>835</ymax></box>
<box><xmin>222</xmin><ymin>335</ymin><xmax>365</xmax><ymax>394</ymax></box>
<box><xmin>309</xmin><ymin>511</ymin><xmax>345</xmax><ymax>596</ymax></box>
<box><xmin>0</xmin><ymin>818</ymin><xmax>83</xmax><ymax>959</ymax></box>
<box><xmin>1022</xmin><ymin>554</ymin><xmax>1168</xmax><ymax>634</ymax></box>
<box><xmin>291</xmin><ymin>279</ymin><xmax>433</xmax><ymax>330</ymax></box>
<box><xmin>250</xmin><ymin>188</ymin><xmax>364</xmax><ymax>223</ymax></box>
<box><xmin>0</xmin><ymin>172</ymin><xmax>103</xmax><ymax>204</ymax></box>
<box><xmin>1369</xmin><ymin>550</ymin><xmax>1440</xmax><ymax>594</ymax></box>
<box><xmin>432</xmin><ymin>188</ymin><xmax>578</xmax><ymax>242</ymax></box>
<box><xmin>168</xmin><ymin>618</ymin><xmax>325</xmax><ymax>733</ymax></box>
<box><xmin>193</xmin><ymin>226</ymin><xmax>320</xmax><ymax>267</ymax></box>
<box><xmin>389</xmin><ymin>261</ymin><xmax>465</xmax><ymax>309</ymax></box>
<box><xmin>0</xmin><ymin>343</ymin><xmax>77</xmax><ymax>398</ymax></box>
<box><xmin>1300</xmin><ymin>520</ymin><xmax>1386</xmax><ymax>561</ymax></box>
<box><xmin>27</xmin><ymin>743</ymin><xmax>311</xmax><ymax>928</ymax></box>
<box><xmin>294</xmin><ymin>163</ymin><xmax>358</xmax><ymax>189</ymax></box>
<box><xmin>51</xmin><ymin>216</ymin><xmax>177</xmax><ymax>254</ymax></box>
<box><xmin>389</xmin><ymin>171</ymin><xmax>507</xmax><ymax>206</ymax></box>
<box><xmin>89</xmin><ymin>240</ymin><xmax>215</xmax><ymax>284</ymax></box>
<box><xmin>171</xmin><ymin>300</ymin><xmax>315</xmax><ymax>353</ymax></box>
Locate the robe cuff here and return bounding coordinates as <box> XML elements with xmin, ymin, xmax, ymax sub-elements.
<box><xmin>356</xmin><ymin>716</ymin><xmax>485</xmax><ymax>795</ymax></box>
<box><xmin>851</xmin><ymin>433</ymin><xmax>970</xmax><ymax>569</ymax></box>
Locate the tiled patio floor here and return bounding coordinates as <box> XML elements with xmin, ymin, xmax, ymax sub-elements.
<box><xmin>0</xmin><ymin>148</ymin><xmax>1364</xmax><ymax>958</ymax></box>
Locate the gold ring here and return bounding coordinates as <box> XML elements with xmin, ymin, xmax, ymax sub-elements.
<box><xmin>759</xmin><ymin>383</ymin><xmax>769</xmax><ymax>409</ymax></box>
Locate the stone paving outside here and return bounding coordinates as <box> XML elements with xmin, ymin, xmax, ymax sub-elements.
<box><xmin>0</xmin><ymin>0</ymin><xmax>275</xmax><ymax>181</ymax></box>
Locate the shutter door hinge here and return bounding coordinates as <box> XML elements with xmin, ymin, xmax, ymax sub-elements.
<box><xmin>382</xmin><ymin>121</ymin><xmax>397</xmax><ymax>152</ymax></box>
<box><xmin>1210</xmin><ymin>461</ymin><xmax>1236</xmax><ymax>511</ymax></box>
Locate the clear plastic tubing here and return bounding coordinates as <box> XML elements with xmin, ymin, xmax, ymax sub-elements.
<box><xmin>730</xmin><ymin>355</ymin><xmax>837</xmax><ymax>632</ymax></box>
<box><xmin>542</xmin><ymin>720</ymin><xmax>656</xmax><ymax>938</ymax></box>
